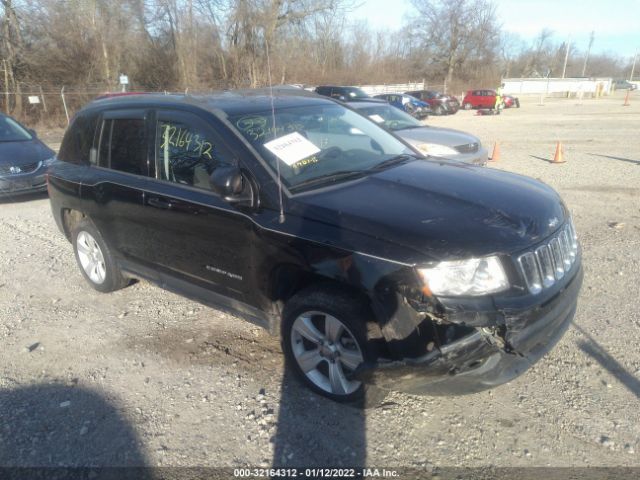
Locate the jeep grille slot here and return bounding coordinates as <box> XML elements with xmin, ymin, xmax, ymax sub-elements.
<box><xmin>517</xmin><ymin>221</ymin><xmax>579</xmax><ymax>294</ymax></box>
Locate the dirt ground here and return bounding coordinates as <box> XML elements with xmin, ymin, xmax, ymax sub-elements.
<box><xmin>0</xmin><ymin>91</ymin><xmax>639</xmax><ymax>473</ymax></box>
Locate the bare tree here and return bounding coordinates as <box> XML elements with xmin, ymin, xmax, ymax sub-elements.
<box><xmin>408</xmin><ymin>0</ymin><xmax>500</xmax><ymax>85</ymax></box>
<box><xmin>1</xmin><ymin>0</ymin><xmax>24</xmax><ymax>115</ymax></box>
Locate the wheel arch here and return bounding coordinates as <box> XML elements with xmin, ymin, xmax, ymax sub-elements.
<box><xmin>61</xmin><ymin>208</ymin><xmax>87</xmax><ymax>242</ymax></box>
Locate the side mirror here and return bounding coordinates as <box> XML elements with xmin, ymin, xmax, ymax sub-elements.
<box><xmin>210</xmin><ymin>165</ymin><xmax>243</xmax><ymax>197</ymax></box>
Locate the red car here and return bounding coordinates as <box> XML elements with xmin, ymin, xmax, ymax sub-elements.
<box><xmin>462</xmin><ymin>90</ymin><xmax>520</xmax><ymax>110</ymax></box>
<box><xmin>404</xmin><ymin>90</ymin><xmax>460</xmax><ymax>115</ymax></box>
<box><xmin>462</xmin><ymin>89</ymin><xmax>499</xmax><ymax>110</ymax></box>
<box><xmin>503</xmin><ymin>95</ymin><xmax>520</xmax><ymax>108</ymax></box>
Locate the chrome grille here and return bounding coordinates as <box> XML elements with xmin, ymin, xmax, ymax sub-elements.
<box><xmin>0</xmin><ymin>161</ymin><xmax>41</xmax><ymax>176</ymax></box>
<box><xmin>517</xmin><ymin>220</ymin><xmax>579</xmax><ymax>294</ymax></box>
<box><xmin>455</xmin><ymin>142</ymin><xmax>479</xmax><ymax>154</ymax></box>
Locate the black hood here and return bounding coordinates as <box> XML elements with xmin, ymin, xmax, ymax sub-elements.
<box><xmin>289</xmin><ymin>159</ymin><xmax>566</xmax><ymax>262</ymax></box>
<box><xmin>0</xmin><ymin>139</ymin><xmax>55</xmax><ymax>166</ymax></box>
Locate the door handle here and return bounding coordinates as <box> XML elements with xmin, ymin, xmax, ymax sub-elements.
<box><xmin>148</xmin><ymin>196</ymin><xmax>173</xmax><ymax>209</ymax></box>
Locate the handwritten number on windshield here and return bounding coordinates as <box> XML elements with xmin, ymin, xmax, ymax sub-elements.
<box><xmin>161</xmin><ymin>124</ymin><xmax>213</xmax><ymax>160</ymax></box>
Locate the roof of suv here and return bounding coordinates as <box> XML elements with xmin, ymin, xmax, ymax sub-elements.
<box><xmin>83</xmin><ymin>88</ymin><xmax>331</xmax><ymax>117</ymax></box>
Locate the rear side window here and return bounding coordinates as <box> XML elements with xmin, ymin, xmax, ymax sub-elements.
<box><xmin>58</xmin><ymin>113</ymin><xmax>98</xmax><ymax>164</ymax></box>
<box><xmin>98</xmin><ymin>117</ymin><xmax>147</xmax><ymax>175</ymax></box>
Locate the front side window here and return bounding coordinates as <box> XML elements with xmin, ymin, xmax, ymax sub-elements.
<box><xmin>155</xmin><ymin>113</ymin><xmax>234</xmax><ymax>190</ymax></box>
<box><xmin>230</xmin><ymin>103</ymin><xmax>415</xmax><ymax>192</ymax></box>
<box><xmin>98</xmin><ymin>117</ymin><xmax>147</xmax><ymax>175</ymax></box>
<box><xmin>0</xmin><ymin>116</ymin><xmax>32</xmax><ymax>142</ymax></box>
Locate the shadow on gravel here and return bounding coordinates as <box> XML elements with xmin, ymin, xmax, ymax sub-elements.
<box><xmin>528</xmin><ymin>155</ymin><xmax>555</xmax><ymax>164</ymax></box>
<box><xmin>0</xmin><ymin>191</ymin><xmax>48</xmax><ymax>204</ymax></box>
<box><xmin>272</xmin><ymin>367</ymin><xmax>366</xmax><ymax>470</ymax></box>
<box><xmin>587</xmin><ymin>153</ymin><xmax>640</xmax><ymax>166</ymax></box>
<box><xmin>573</xmin><ymin>324</ymin><xmax>640</xmax><ymax>399</ymax></box>
<box><xmin>0</xmin><ymin>383</ymin><xmax>150</xmax><ymax>470</ymax></box>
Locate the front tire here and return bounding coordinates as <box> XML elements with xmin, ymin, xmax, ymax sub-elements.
<box><xmin>282</xmin><ymin>286</ymin><xmax>377</xmax><ymax>403</ymax></box>
<box><xmin>72</xmin><ymin>218</ymin><xmax>128</xmax><ymax>293</ymax></box>
<box><xmin>434</xmin><ymin>105</ymin><xmax>444</xmax><ymax>115</ymax></box>
<box><xmin>463</xmin><ymin>102</ymin><xmax>472</xmax><ymax>110</ymax></box>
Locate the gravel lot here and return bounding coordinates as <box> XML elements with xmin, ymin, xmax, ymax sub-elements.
<box><xmin>1</xmin><ymin>92</ymin><xmax>639</xmax><ymax>473</ymax></box>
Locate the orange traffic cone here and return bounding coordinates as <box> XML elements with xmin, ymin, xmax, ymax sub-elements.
<box><xmin>490</xmin><ymin>141</ymin><xmax>500</xmax><ymax>161</ymax></box>
<box><xmin>623</xmin><ymin>90</ymin><xmax>631</xmax><ymax>106</ymax></box>
<box><xmin>552</xmin><ymin>141</ymin><xmax>565</xmax><ymax>164</ymax></box>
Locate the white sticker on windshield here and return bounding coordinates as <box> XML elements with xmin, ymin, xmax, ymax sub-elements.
<box><xmin>264</xmin><ymin>132</ymin><xmax>320</xmax><ymax>166</ymax></box>
<box><xmin>369</xmin><ymin>114</ymin><xmax>384</xmax><ymax>123</ymax></box>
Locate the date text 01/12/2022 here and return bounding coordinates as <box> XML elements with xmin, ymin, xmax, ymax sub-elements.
<box><xmin>232</xmin><ymin>467</ymin><xmax>399</xmax><ymax>478</ymax></box>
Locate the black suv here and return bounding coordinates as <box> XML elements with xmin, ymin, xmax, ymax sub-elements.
<box><xmin>48</xmin><ymin>91</ymin><xmax>583</xmax><ymax>402</ymax></box>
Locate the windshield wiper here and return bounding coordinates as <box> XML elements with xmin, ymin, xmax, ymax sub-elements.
<box><xmin>394</xmin><ymin>125</ymin><xmax>423</xmax><ymax>131</ymax></box>
<box><xmin>289</xmin><ymin>170</ymin><xmax>368</xmax><ymax>193</ymax></box>
<box><xmin>289</xmin><ymin>170</ymin><xmax>367</xmax><ymax>192</ymax></box>
<box><xmin>368</xmin><ymin>154</ymin><xmax>417</xmax><ymax>171</ymax></box>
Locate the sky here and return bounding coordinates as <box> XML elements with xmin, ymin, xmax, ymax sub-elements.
<box><xmin>347</xmin><ymin>0</ymin><xmax>640</xmax><ymax>59</ymax></box>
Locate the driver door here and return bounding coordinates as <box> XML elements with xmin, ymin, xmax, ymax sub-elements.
<box><xmin>143</xmin><ymin>109</ymin><xmax>254</xmax><ymax>302</ymax></box>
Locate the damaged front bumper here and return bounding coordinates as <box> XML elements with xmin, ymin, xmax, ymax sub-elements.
<box><xmin>360</xmin><ymin>264</ymin><xmax>583</xmax><ymax>395</ymax></box>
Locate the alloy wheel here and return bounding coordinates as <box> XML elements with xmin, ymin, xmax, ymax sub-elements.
<box><xmin>76</xmin><ymin>231</ymin><xmax>106</xmax><ymax>285</ymax></box>
<box><xmin>290</xmin><ymin>311</ymin><xmax>364</xmax><ymax>396</ymax></box>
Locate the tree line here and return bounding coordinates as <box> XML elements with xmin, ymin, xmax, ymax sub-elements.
<box><xmin>1</xmin><ymin>0</ymin><xmax>634</xmax><ymax>120</ymax></box>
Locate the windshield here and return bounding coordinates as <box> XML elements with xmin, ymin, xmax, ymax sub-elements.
<box><xmin>0</xmin><ymin>116</ymin><xmax>33</xmax><ymax>142</ymax></box>
<box><xmin>355</xmin><ymin>104</ymin><xmax>424</xmax><ymax>131</ymax></box>
<box><xmin>230</xmin><ymin>103</ymin><xmax>414</xmax><ymax>192</ymax></box>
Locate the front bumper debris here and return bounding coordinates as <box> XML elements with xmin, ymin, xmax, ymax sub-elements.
<box><xmin>358</xmin><ymin>265</ymin><xmax>583</xmax><ymax>395</ymax></box>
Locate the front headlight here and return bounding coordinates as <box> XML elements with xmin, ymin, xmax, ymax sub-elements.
<box><xmin>416</xmin><ymin>143</ymin><xmax>458</xmax><ymax>156</ymax></box>
<box><xmin>418</xmin><ymin>256</ymin><xmax>509</xmax><ymax>296</ymax></box>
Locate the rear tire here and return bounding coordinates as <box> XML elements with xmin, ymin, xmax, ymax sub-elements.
<box><xmin>282</xmin><ymin>285</ymin><xmax>380</xmax><ymax>404</ymax></box>
<box><xmin>72</xmin><ymin>218</ymin><xmax>129</xmax><ymax>293</ymax></box>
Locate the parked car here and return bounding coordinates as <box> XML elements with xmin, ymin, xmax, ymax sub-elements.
<box><xmin>48</xmin><ymin>91</ymin><xmax>582</xmax><ymax>403</ymax></box>
<box><xmin>351</xmin><ymin>101</ymin><xmax>487</xmax><ymax>164</ymax></box>
<box><xmin>462</xmin><ymin>89</ymin><xmax>501</xmax><ymax>110</ymax></box>
<box><xmin>373</xmin><ymin>93</ymin><xmax>431</xmax><ymax>119</ymax></box>
<box><xmin>613</xmin><ymin>80</ymin><xmax>637</xmax><ymax>91</ymax></box>
<box><xmin>503</xmin><ymin>95</ymin><xmax>520</xmax><ymax>108</ymax></box>
<box><xmin>314</xmin><ymin>85</ymin><xmax>375</xmax><ymax>102</ymax></box>
<box><xmin>0</xmin><ymin>113</ymin><xmax>56</xmax><ymax>198</ymax></box>
<box><xmin>405</xmin><ymin>90</ymin><xmax>460</xmax><ymax>115</ymax></box>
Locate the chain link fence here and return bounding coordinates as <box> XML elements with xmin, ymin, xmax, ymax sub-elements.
<box><xmin>1</xmin><ymin>80</ymin><xmax>458</xmax><ymax>127</ymax></box>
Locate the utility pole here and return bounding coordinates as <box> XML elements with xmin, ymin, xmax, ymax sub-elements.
<box><xmin>630</xmin><ymin>50</ymin><xmax>638</xmax><ymax>82</ymax></box>
<box><xmin>562</xmin><ymin>36</ymin><xmax>571</xmax><ymax>79</ymax></box>
<box><xmin>581</xmin><ymin>31</ymin><xmax>595</xmax><ymax>77</ymax></box>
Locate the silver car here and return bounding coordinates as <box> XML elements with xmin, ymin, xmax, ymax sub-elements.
<box><xmin>351</xmin><ymin>101</ymin><xmax>488</xmax><ymax>165</ymax></box>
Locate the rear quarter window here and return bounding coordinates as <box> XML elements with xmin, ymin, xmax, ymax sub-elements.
<box><xmin>98</xmin><ymin>117</ymin><xmax>147</xmax><ymax>176</ymax></box>
<box><xmin>58</xmin><ymin>113</ymin><xmax>99</xmax><ymax>165</ymax></box>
